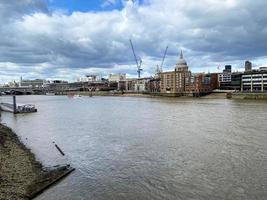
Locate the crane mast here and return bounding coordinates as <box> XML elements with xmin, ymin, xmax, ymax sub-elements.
<box><xmin>129</xmin><ymin>39</ymin><xmax>143</xmax><ymax>78</ymax></box>
<box><xmin>160</xmin><ymin>46</ymin><xmax>168</xmax><ymax>72</ymax></box>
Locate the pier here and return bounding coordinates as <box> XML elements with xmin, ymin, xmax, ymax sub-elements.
<box><xmin>0</xmin><ymin>96</ymin><xmax>37</xmax><ymax>113</ymax></box>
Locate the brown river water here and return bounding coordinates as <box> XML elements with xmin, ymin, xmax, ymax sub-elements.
<box><xmin>0</xmin><ymin>95</ymin><xmax>267</xmax><ymax>200</ymax></box>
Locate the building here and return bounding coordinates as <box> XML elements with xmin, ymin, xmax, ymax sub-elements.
<box><xmin>107</xmin><ymin>74</ymin><xmax>127</xmax><ymax>91</ymax></box>
<box><xmin>148</xmin><ymin>78</ymin><xmax>160</xmax><ymax>93</ymax></box>
<box><xmin>209</xmin><ymin>73</ymin><xmax>219</xmax><ymax>90</ymax></box>
<box><xmin>108</xmin><ymin>74</ymin><xmax>126</xmax><ymax>82</ymax></box>
<box><xmin>134</xmin><ymin>78</ymin><xmax>150</xmax><ymax>92</ymax></box>
<box><xmin>185</xmin><ymin>73</ymin><xmax>218</xmax><ymax>96</ymax></box>
<box><xmin>160</xmin><ymin>71</ymin><xmax>176</xmax><ymax>93</ymax></box>
<box><xmin>230</xmin><ymin>73</ymin><xmax>242</xmax><ymax>91</ymax></box>
<box><xmin>259</xmin><ymin>67</ymin><xmax>267</xmax><ymax>72</ymax></box>
<box><xmin>218</xmin><ymin>72</ymin><xmax>231</xmax><ymax>87</ymax></box>
<box><xmin>124</xmin><ymin>79</ymin><xmax>136</xmax><ymax>91</ymax></box>
<box><xmin>133</xmin><ymin>78</ymin><xmax>151</xmax><ymax>92</ymax></box>
<box><xmin>218</xmin><ymin>72</ymin><xmax>242</xmax><ymax>91</ymax></box>
<box><xmin>223</xmin><ymin>65</ymin><xmax>232</xmax><ymax>73</ymax></box>
<box><xmin>45</xmin><ymin>80</ymin><xmax>69</xmax><ymax>92</ymax></box>
<box><xmin>120</xmin><ymin>78</ymin><xmax>151</xmax><ymax>92</ymax></box>
<box><xmin>218</xmin><ymin>65</ymin><xmax>233</xmax><ymax>89</ymax></box>
<box><xmin>160</xmin><ymin>50</ymin><xmax>191</xmax><ymax>94</ymax></box>
<box><xmin>8</xmin><ymin>81</ymin><xmax>19</xmax><ymax>88</ymax></box>
<box><xmin>218</xmin><ymin>64</ymin><xmax>242</xmax><ymax>90</ymax></box>
<box><xmin>241</xmin><ymin>70</ymin><xmax>267</xmax><ymax>92</ymax></box>
<box><xmin>185</xmin><ymin>73</ymin><xmax>210</xmax><ymax>96</ymax></box>
<box><xmin>19</xmin><ymin>78</ymin><xmax>46</xmax><ymax>88</ymax></box>
<box><xmin>245</xmin><ymin>61</ymin><xmax>252</xmax><ymax>72</ymax></box>
<box><xmin>78</xmin><ymin>75</ymin><xmax>102</xmax><ymax>82</ymax></box>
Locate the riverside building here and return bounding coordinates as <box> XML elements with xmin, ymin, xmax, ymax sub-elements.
<box><xmin>19</xmin><ymin>77</ymin><xmax>46</xmax><ymax>88</ymax></box>
<box><xmin>160</xmin><ymin>50</ymin><xmax>219</xmax><ymax>96</ymax></box>
<box><xmin>218</xmin><ymin>65</ymin><xmax>232</xmax><ymax>89</ymax></box>
<box><xmin>108</xmin><ymin>74</ymin><xmax>126</xmax><ymax>82</ymax></box>
<box><xmin>241</xmin><ymin>69</ymin><xmax>267</xmax><ymax>92</ymax></box>
<box><xmin>78</xmin><ymin>75</ymin><xmax>102</xmax><ymax>82</ymax></box>
<box><xmin>160</xmin><ymin>50</ymin><xmax>191</xmax><ymax>95</ymax></box>
<box><xmin>185</xmin><ymin>73</ymin><xmax>218</xmax><ymax>96</ymax></box>
<box><xmin>218</xmin><ymin>65</ymin><xmax>242</xmax><ymax>91</ymax></box>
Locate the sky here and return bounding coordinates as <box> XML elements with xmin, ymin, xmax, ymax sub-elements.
<box><xmin>0</xmin><ymin>0</ymin><xmax>267</xmax><ymax>83</ymax></box>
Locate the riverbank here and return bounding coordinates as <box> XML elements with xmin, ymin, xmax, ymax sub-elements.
<box><xmin>231</xmin><ymin>92</ymin><xmax>267</xmax><ymax>100</ymax></box>
<box><xmin>200</xmin><ymin>92</ymin><xmax>227</xmax><ymax>99</ymax></box>
<box><xmin>66</xmin><ymin>91</ymin><xmax>154</xmax><ymax>97</ymax></box>
<box><xmin>0</xmin><ymin>123</ymin><xmax>74</xmax><ymax>200</ymax></box>
<box><xmin>68</xmin><ymin>91</ymin><xmax>229</xmax><ymax>99</ymax></box>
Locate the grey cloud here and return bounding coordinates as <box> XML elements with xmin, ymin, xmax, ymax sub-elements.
<box><xmin>0</xmin><ymin>0</ymin><xmax>267</xmax><ymax>82</ymax></box>
<box><xmin>0</xmin><ymin>0</ymin><xmax>48</xmax><ymax>22</ymax></box>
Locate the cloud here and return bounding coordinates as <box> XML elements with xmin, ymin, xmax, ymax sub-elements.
<box><xmin>0</xmin><ymin>0</ymin><xmax>48</xmax><ymax>22</ymax></box>
<box><xmin>0</xmin><ymin>0</ymin><xmax>267</xmax><ymax>83</ymax></box>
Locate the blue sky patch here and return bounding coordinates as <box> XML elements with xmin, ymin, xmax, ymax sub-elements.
<box><xmin>49</xmin><ymin>0</ymin><xmax>124</xmax><ymax>13</ymax></box>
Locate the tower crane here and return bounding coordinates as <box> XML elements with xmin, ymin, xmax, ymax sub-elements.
<box><xmin>129</xmin><ymin>39</ymin><xmax>143</xmax><ymax>78</ymax></box>
<box><xmin>160</xmin><ymin>46</ymin><xmax>168</xmax><ymax>72</ymax></box>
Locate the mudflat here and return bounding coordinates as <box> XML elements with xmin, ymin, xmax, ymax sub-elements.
<box><xmin>0</xmin><ymin>124</ymin><xmax>72</xmax><ymax>200</ymax></box>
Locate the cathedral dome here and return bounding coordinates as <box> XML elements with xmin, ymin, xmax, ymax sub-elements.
<box><xmin>177</xmin><ymin>58</ymin><xmax>187</xmax><ymax>65</ymax></box>
<box><xmin>175</xmin><ymin>50</ymin><xmax>188</xmax><ymax>70</ymax></box>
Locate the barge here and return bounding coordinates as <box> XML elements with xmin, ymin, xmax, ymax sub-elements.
<box><xmin>0</xmin><ymin>103</ymin><xmax>37</xmax><ymax>113</ymax></box>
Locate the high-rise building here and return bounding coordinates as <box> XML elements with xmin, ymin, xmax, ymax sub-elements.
<box><xmin>245</xmin><ymin>61</ymin><xmax>252</xmax><ymax>72</ymax></box>
<box><xmin>223</xmin><ymin>65</ymin><xmax>232</xmax><ymax>73</ymax></box>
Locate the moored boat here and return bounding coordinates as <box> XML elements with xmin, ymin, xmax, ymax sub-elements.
<box><xmin>0</xmin><ymin>103</ymin><xmax>37</xmax><ymax>113</ymax></box>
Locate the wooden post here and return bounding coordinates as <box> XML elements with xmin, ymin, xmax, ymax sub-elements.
<box><xmin>53</xmin><ymin>142</ymin><xmax>65</xmax><ymax>156</ymax></box>
<box><xmin>13</xmin><ymin>96</ymin><xmax>17</xmax><ymax>114</ymax></box>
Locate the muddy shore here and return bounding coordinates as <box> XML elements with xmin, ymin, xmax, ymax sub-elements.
<box><xmin>0</xmin><ymin>123</ymin><xmax>73</xmax><ymax>200</ymax></box>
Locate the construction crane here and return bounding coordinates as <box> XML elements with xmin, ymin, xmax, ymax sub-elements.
<box><xmin>160</xmin><ymin>46</ymin><xmax>168</xmax><ymax>72</ymax></box>
<box><xmin>129</xmin><ymin>39</ymin><xmax>143</xmax><ymax>78</ymax></box>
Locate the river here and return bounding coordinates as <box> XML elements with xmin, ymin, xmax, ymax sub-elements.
<box><xmin>1</xmin><ymin>95</ymin><xmax>267</xmax><ymax>200</ymax></box>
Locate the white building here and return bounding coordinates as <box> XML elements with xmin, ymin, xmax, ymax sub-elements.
<box><xmin>241</xmin><ymin>71</ymin><xmax>267</xmax><ymax>92</ymax></box>
<box><xmin>79</xmin><ymin>75</ymin><xmax>102</xmax><ymax>82</ymax></box>
<box><xmin>19</xmin><ymin>78</ymin><xmax>46</xmax><ymax>88</ymax></box>
<box><xmin>108</xmin><ymin>74</ymin><xmax>126</xmax><ymax>82</ymax></box>
<box><xmin>134</xmin><ymin>82</ymin><xmax>146</xmax><ymax>92</ymax></box>
<box><xmin>218</xmin><ymin>73</ymin><xmax>231</xmax><ymax>83</ymax></box>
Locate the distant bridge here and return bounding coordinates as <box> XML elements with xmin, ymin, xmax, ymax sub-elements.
<box><xmin>0</xmin><ymin>87</ymin><xmax>44</xmax><ymax>95</ymax></box>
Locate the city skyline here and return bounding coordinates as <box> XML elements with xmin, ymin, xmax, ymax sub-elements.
<box><xmin>1</xmin><ymin>0</ymin><xmax>267</xmax><ymax>83</ymax></box>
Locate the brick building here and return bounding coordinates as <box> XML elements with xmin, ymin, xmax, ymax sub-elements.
<box><xmin>185</xmin><ymin>73</ymin><xmax>218</xmax><ymax>96</ymax></box>
<box><xmin>160</xmin><ymin>50</ymin><xmax>191</xmax><ymax>94</ymax></box>
<box><xmin>148</xmin><ymin>78</ymin><xmax>160</xmax><ymax>93</ymax></box>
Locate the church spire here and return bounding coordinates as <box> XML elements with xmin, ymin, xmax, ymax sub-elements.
<box><xmin>175</xmin><ymin>49</ymin><xmax>188</xmax><ymax>71</ymax></box>
<box><xmin>180</xmin><ymin>50</ymin><xmax>183</xmax><ymax>59</ymax></box>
